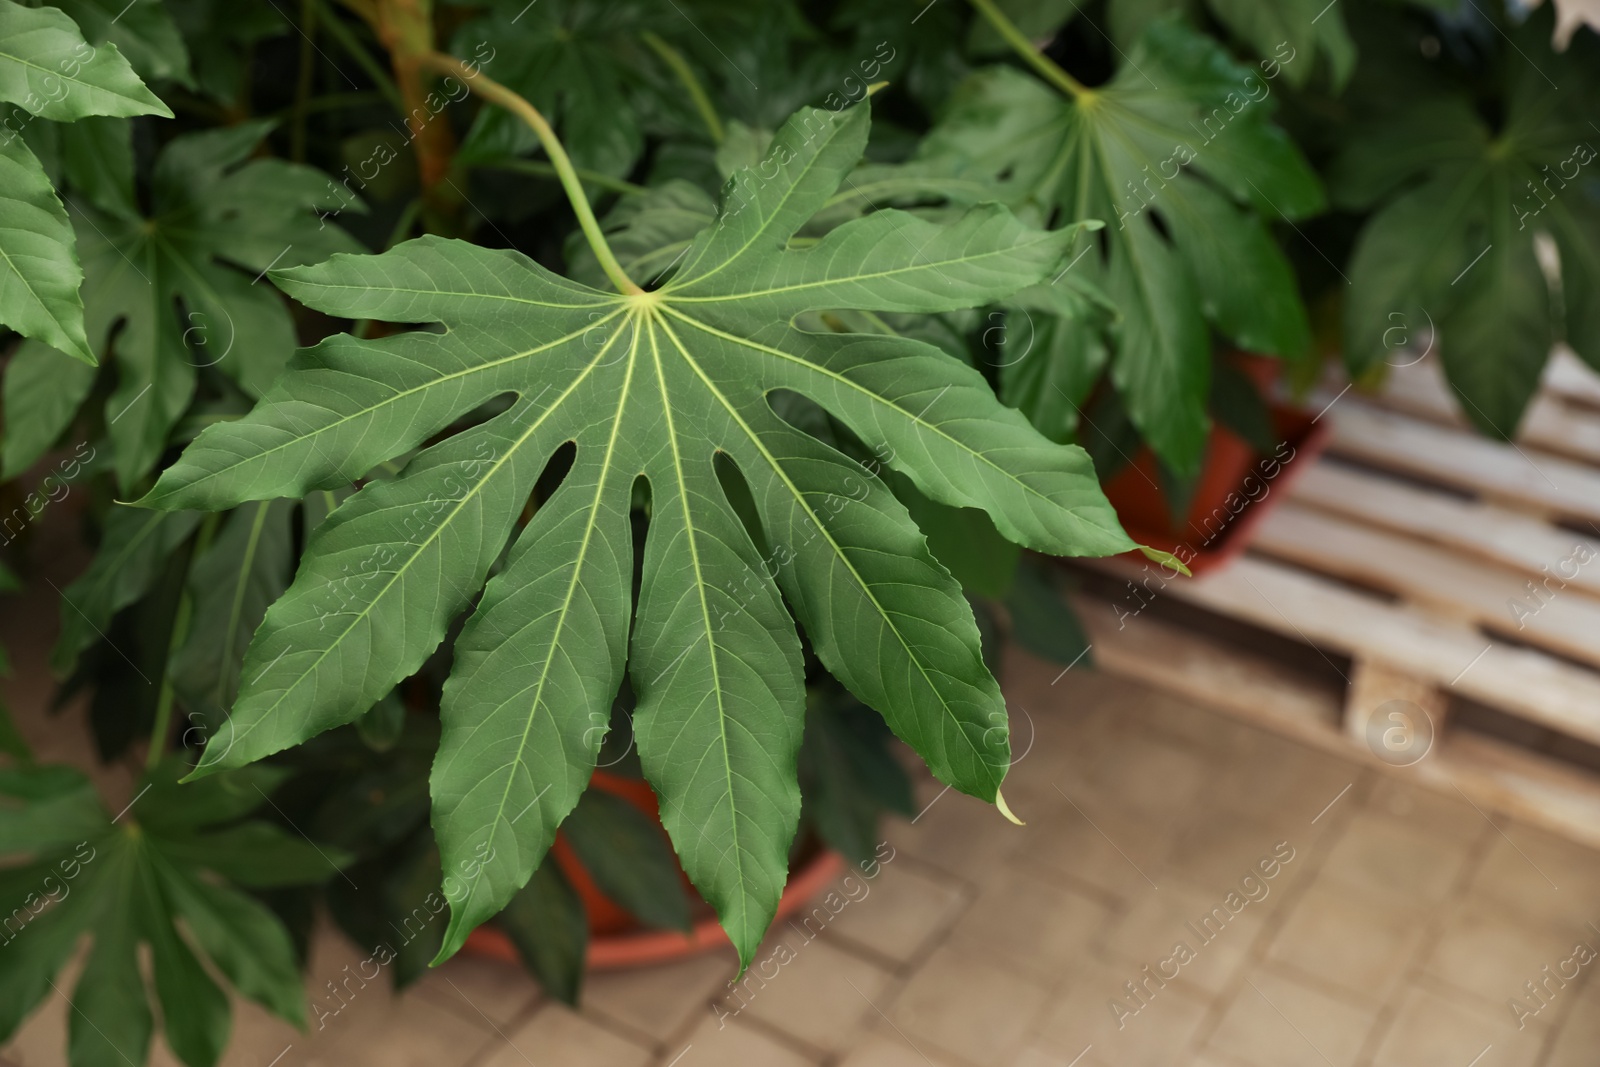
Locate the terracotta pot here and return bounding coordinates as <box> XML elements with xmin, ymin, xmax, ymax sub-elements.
<box><xmin>1101</xmin><ymin>358</ymin><xmax>1330</xmax><ymax>575</ymax></box>
<box><xmin>462</xmin><ymin>769</ymin><xmax>844</xmax><ymax>970</ymax></box>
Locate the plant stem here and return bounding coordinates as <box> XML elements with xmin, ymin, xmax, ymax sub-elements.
<box><xmin>422</xmin><ymin>51</ymin><xmax>642</xmax><ymax>294</ymax></box>
<box><xmin>965</xmin><ymin>0</ymin><xmax>1088</xmax><ymax>99</ymax></box>
<box><xmin>640</xmin><ymin>30</ymin><xmax>724</xmax><ymax>144</ymax></box>
<box><xmin>147</xmin><ymin>514</ymin><xmax>220</xmax><ymax>771</ymax></box>
<box><xmin>291</xmin><ymin>0</ymin><xmax>318</xmax><ymax>162</ymax></box>
<box><xmin>316</xmin><ymin>0</ymin><xmax>406</xmax><ymax>112</ymax></box>
<box><xmin>480</xmin><ymin>158</ymin><xmax>649</xmax><ymax>198</ymax></box>
<box><xmin>385</xmin><ymin>196</ymin><xmax>422</xmax><ymax>248</ymax></box>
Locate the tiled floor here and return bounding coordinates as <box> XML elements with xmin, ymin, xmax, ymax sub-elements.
<box><xmin>7</xmin><ymin>647</ymin><xmax>1600</xmax><ymax>1067</ymax></box>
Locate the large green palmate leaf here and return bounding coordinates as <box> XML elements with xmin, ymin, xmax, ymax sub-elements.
<box><xmin>27</xmin><ymin>120</ymin><xmax>361</xmax><ymax>490</ymax></box>
<box><xmin>1333</xmin><ymin>16</ymin><xmax>1600</xmax><ymax>437</ymax></box>
<box><xmin>141</xmin><ymin>102</ymin><xmax>1140</xmax><ymax>967</ymax></box>
<box><xmin>0</xmin><ymin>762</ymin><xmax>348</xmax><ymax>1067</ymax></box>
<box><xmin>922</xmin><ymin>18</ymin><xmax>1323</xmax><ymax>473</ymax></box>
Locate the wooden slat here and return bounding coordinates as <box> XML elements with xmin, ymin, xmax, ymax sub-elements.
<box><xmin>1288</xmin><ymin>462</ymin><xmax>1600</xmax><ymax>598</ymax></box>
<box><xmin>1326</xmin><ymin>400</ymin><xmax>1600</xmax><ymax>526</ymax></box>
<box><xmin>1373</xmin><ymin>360</ymin><xmax>1600</xmax><ymax>466</ymax></box>
<box><xmin>1253</xmin><ymin>502</ymin><xmax>1600</xmax><ymax>667</ymax></box>
<box><xmin>1072</xmin><ymin>594</ymin><xmax>1343</xmax><ymax>740</ymax></box>
<box><xmin>1542</xmin><ymin>346</ymin><xmax>1600</xmax><ymax>408</ymax></box>
<box><xmin>1086</xmin><ymin>554</ymin><xmax>1600</xmax><ymax>749</ymax></box>
<box><xmin>1075</xmin><ymin>593</ymin><xmax>1600</xmax><ymax>852</ymax></box>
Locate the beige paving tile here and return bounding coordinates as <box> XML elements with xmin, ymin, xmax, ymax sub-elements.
<box><xmin>1161</xmin><ymin>812</ymin><xmax>1309</xmax><ymax>898</ymax></box>
<box><xmin>890</xmin><ymin>782</ymin><xmax>1029</xmax><ymax>884</ymax></box>
<box><xmin>1315</xmin><ymin>810</ymin><xmax>1474</xmax><ymax>905</ymax></box>
<box><xmin>1032</xmin><ymin>960</ymin><xmax>1210</xmax><ymax>1067</ymax></box>
<box><xmin>1422</xmin><ymin>898</ymin><xmax>1588</xmax><ymax>1007</ymax></box>
<box><xmin>411</xmin><ymin>952</ymin><xmax>541</xmax><ymax>1028</ymax></box>
<box><xmin>1204</xmin><ymin>968</ymin><xmax>1374</xmax><ymax>1067</ymax></box>
<box><xmin>1014</xmin><ymin>796</ymin><xmax>1172</xmax><ymax>900</ymax></box>
<box><xmin>315</xmin><ymin>993</ymin><xmax>497</xmax><ymax>1067</ymax></box>
<box><xmin>1191</xmin><ymin>729</ymin><xmax>1357</xmax><ymax>829</ymax></box>
<box><xmin>835</xmin><ymin>1028</ymin><xmax>960</xmax><ymax>1067</ymax></box>
<box><xmin>889</xmin><ymin>944</ymin><xmax>1050</xmax><ymax>1065</ymax></box>
<box><xmin>672</xmin><ymin>1014</ymin><xmax>819</xmax><ymax>1067</ymax></box>
<box><xmin>1469</xmin><ymin>821</ymin><xmax>1600</xmax><ymax>929</ymax></box>
<box><xmin>1104</xmin><ymin>879</ymin><xmax>1273</xmax><ymax>996</ymax></box>
<box><xmin>1369</xmin><ymin>985</ymin><xmax>1546</xmax><ymax>1067</ymax></box>
<box><xmin>735</xmin><ymin>935</ymin><xmax>894</xmax><ymax>1055</ymax></box>
<box><xmin>480</xmin><ymin>1003</ymin><xmax>652</xmax><ymax>1067</ymax></box>
<box><xmin>943</xmin><ymin>865</ymin><xmax>1110</xmax><ymax>982</ymax></box>
<box><xmin>586</xmin><ymin>950</ymin><xmax>734</xmax><ymax>1044</ymax></box>
<box><xmin>827</xmin><ymin>858</ymin><xmax>968</xmax><ymax>966</ymax></box>
<box><xmin>1362</xmin><ymin>775</ymin><xmax>1485</xmax><ymax>845</ymax></box>
<box><xmin>1265</xmin><ymin>875</ymin><xmax>1428</xmax><ymax>1003</ymax></box>
<box><xmin>1069</xmin><ymin>733</ymin><xmax>1211</xmax><ymax>825</ymax></box>
<box><xmin>1545</xmin><ymin>970</ymin><xmax>1600</xmax><ymax>1066</ymax></box>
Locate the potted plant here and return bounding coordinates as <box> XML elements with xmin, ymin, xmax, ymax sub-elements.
<box><xmin>2</xmin><ymin>2</ymin><xmax>1593</xmax><ymax>1065</ymax></box>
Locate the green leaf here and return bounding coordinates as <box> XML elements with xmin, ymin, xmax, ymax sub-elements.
<box><xmin>998</xmin><ymin>278</ymin><xmax>1114</xmax><ymax>444</ymax></box>
<box><xmin>58</xmin><ymin>114</ymin><xmax>135</xmax><ymax>217</ymax></box>
<box><xmin>1334</xmin><ymin>29</ymin><xmax>1598</xmax><ymax>437</ymax></box>
<box><xmin>0</xmin><ymin>0</ymin><xmax>170</xmax><ymax>120</ymax></box>
<box><xmin>47</xmin><ymin>0</ymin><xmax>193</xmax><ymax>87</ymax></box>
<box><xmin>53</xmin><ymin>504</ymin><xmax>200</xmax><ymax>676</ymax></box>
<box><xmin>1203</xmin><ymin>0</ymin><xmax>1353</xmax><ymax>89</ymax></box>
<box><xmin>562</xmin><ymin>788</ymin><xmax>690</xmax><ymax>932</ymax></box>
<box><xmin>922</xmin><ymin>19</ymin><xmax>1322</xmax><ymax>472</ymax></box>
<box><xmin>64</xmin><ymin>122</ymin><xmax>362</xmax><ymax>490</ymax></box>
<box><xmin>0</xmin><ymin>763</ymin><xmax>107</xmax><ymax>851</ymax></box>
<box><xmin>1</xmin><ymin>338</ymin><xmax>96</xmax><ymax>475</ymax></box>
<box><xmin>495</xmin><ymin>861</ymin><xmax>587</xmax><ymax>1004</ymax></box>
<box><xmin>0</xmin><ymin>134</ymin><xmax>91</xmax><ymax>361</ymax></box>
<box><xmin>888</xmin><ymin>470</ymin><xmax>1019</xmax><ymax>598</ymax></box>
<box><xmin>168</xmin><ymin>499</ymin><xmax>293</xmax><ymax>730</ymax></box>
<box><xmin>1003</xmin><ymin>556</ymin><xmax>1091</xmax><ymax>667</ymax></box>
<box><xmin>145</xmin><ymin>102</ymin><xmax>1133</xmax><ymax>968</ymax></box>
<box><xmin>136</xmin><ymin>854</ymin><xmax>229</xmax><ymax>1067</ymax></box>
<box><xmin>798</xmin><ymin>687</ymin><xmax>913</xmax><ymax>867</ymax></box>
<box><xmin>452</xmin><ymin>1</ymin><xmax>667</xmax><ymax>177</ymax></box>
<box><xmin>158</xmin><ymin>822</ymin><xmax>351</xmax><ymax>887</ymax></box>
<box><xmin>155</xmin><ymin>856</ymin><xmax>307</xmax><ymax>1027</ymax></box>
<box><xmin>356</xmin><ymin>689</ymin><xmax>407</xmax><ymax>752</ymax></box>
<box><xmin>0</xmin><ymin>761</ymin><xmax>336</xmax><ymax>1065</ymax></box>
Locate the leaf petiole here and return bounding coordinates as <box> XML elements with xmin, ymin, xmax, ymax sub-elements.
<box><xmin>420</xmin><ymin>51</ymin><xmax>643</xmax><ymax>295</ymax></box>
<box><xmin>966</xmin><ymin>0</ymin><xmax>1090</xmax><ymax>100</ymax></box>
<box><xmin>641</xmin><ymin>30</ymin><xmax>724</xmax><ymax>145</ymax></box>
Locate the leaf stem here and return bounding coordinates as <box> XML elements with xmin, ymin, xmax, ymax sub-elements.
<box><xmin>479</xmin><ymin>158</ymin><xmax>649</xmax><ymax>198</ymax></box>
<box><xmin>421</xmin><ymin>51</ymin><xmax>642</xmax><ymax>294</ymax></box>
<box><xmin>641</xmin><ymin>30</ymin><xmax>724</xmax><ymax>144</ymax></box>
<box><xmin>965</xmin><ymin>0</ymin><xmax>1088</xmax><ymax>99</ymax></box>
<box><xmin>148</xmin><ymin>513</ymin><xmax>220</xmax><ymax>771</ymax></box>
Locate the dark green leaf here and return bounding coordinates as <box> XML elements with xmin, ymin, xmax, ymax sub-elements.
<box><xmin>562</xmin><ymin>789</ymin><xmax>689</xmax><ymax>932</ymax></box>
<box><xmin>496</xmin><ymin>861</ymin><xmax>587</xmax><ymax>1004</ymax></box>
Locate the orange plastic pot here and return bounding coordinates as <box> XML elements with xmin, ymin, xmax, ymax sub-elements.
<box><xmin>462</xmin><ymin>769</ymin><xmax>844</xmax><ymax>970</ymax></box>
<box><xmin>1101</xmin><ymin>357</ymin><xmax>1330</xmax><ymax>575</ymax></box>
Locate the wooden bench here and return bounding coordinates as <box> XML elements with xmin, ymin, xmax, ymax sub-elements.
<box><xmin>1070</xmin><ymin>348</ymin><xmax>1600</xmax><ymax>849</ymax></box>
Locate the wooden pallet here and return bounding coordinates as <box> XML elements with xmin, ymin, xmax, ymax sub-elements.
<box><xmin>1073</xmin><ymin>348</ymin><xmax>1600</xmax><ymax>850</ymax></box>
